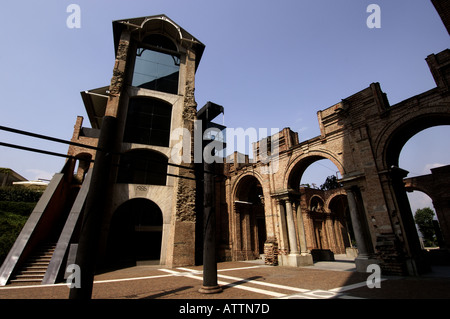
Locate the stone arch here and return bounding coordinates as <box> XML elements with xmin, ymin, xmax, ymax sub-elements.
<box><xmin>376</xmin><ymin>107</ymin><xmax>450</xmax><ymax>169</ymax></box>
<box><xmin>285</xmin><ymin>151</ymin><xmax>345</xmax><ymax>191</ymax></box>
<box><xmin>324</xmin><ymin>189</ymin><xmax>347</xmax><ymax>211</ymax></box>
<box><xmin>327</xmin><ymin>193</ymin><xmax>354</xmax><ymax>254</ymax></box>
<box><xmin>308</xmin><ymin>193</ymin><xmax>327</xmax><ymax>251</ymax></box>
<box><xmin>232</xmin><ymin>172</ymin><xmax>266</xmax><ymax>203</ymax></box>
<box><xmin>309</xmin><ymin>195</ymin><xmax>325</xmax><ymax>212</ymax></box>
<box><xmin>404</xmin><ymin>183</ymin><xmax>434</xmax><ymax>200</ymax></box>
<box><xmin>231</xmin><ymin>173</ymin><xmax>267</xmax><ymax>260</ymax></box>
<box><xmin>370</xmin><ymin>107</ymin><xmax>450</xmax><ymax>273</ymax></box>
<box><xmin>404</xmin><ymin>166</ymin><xmax>450</xmax><ymax>248</ymax></box>
<box><xmin>72</xmin><ymin>152</ymin><xmax>92</xmax><ymax>182</ymax></box>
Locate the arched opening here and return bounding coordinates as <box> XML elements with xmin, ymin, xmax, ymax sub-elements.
<box><xmin>389</xmin><ymin>122</ymin><xmax>450</xmax><ymax>263</ymax></box>
<box><xmin>400</xmin><ymin>126</ymin><xmax>450</xmax><ymax>212</ymax></box>
<box><xmin>309</xmin><ymin>195</ymin><xmax>326</xmax><ymax>250</ymax></box>
<box><xmin>117</xmin><ymin>149</ymin><xmax>168</xmax><ymax>185</ymax></box>
<box><xmin>233</xmin><ymin>175</ymin><xmax>267</xmax><ymax>260</ymax></box>
<box><xmin>404</xmin><ymin>190</ymin><xmax>439</xmax><ymax>248</ymax></box>
<box><xmin>106</xmin><ymin>198</ymin><xmax>163</xmax><ymax>268</ymax></box>
<box><xmin>288</xmin><ymin>156</ymin><xmax>354</xmax><ymax>260</ymax></box>
<box><xmin>385</xmin><ymin>118</ymin><xmax>450</xmax><ymax>169</ymax></box>
<box><xmin>300</xmin><ymin>158</ymin><xmax>341</xmax><ymax>190</ymax></box>
<box><xmin>328</xmin><ymin>194</ymin><xmax>354</xmax><ymax>254</ymax></box>
<box><xmin>73</xmin><ymin>153</ymin><xmax>92</xmax><ymax>183</ymax></box>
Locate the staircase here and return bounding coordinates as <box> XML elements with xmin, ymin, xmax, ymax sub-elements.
<box><xmin>9</xmin><ymin>244</ymin><xmax>56</xmax><ymax>285</ymax></box>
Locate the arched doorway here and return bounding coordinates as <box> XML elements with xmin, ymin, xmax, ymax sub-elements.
<box><xmin>106</xmin><ymin>198</ymin><xmax>163</xmax><ymax>268</ymax></box>
<box><xmin>233</xmin><ymin>175</ymin><xmax>267</xmax><ymax>260</ymax></box>
<box><xmin>309</xmin><ymin>195</ymin><xmax>326</xmax><ymax>250</ymax></box>
<box><xmin>328</xmin><ymin>194</ymin><xmax>354</xmax><ymax>254</ymax></box>
<box><xmin>286</xmin><ymin>155</ymin><xmax>356</xmax><ymax>260</ymax></box>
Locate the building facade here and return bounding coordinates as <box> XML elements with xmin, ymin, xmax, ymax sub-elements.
<box><xmin>1</xmin><ymin>4</ymin><xmax>450</xmax><ymax>286</ymax></box>
<box><xmin>71</xmin><ymin>15</ymin><xmax>206</xmax><ymax>269</ymax></box>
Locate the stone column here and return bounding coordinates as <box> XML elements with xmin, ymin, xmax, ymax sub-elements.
<box><xmin>390</xmin><ymin>167</ymin><xmax>428</xmax><ymax>275</ymax></box>
<box><xmin>345</xmin><ymin>187</ymin><xmax>380</xmax><ymax>272</ymax></box>
<box><xmin>279</xmin><ymin>198</ymin><xmax>313</xmax><ymax>267</ymax></box>
<box><xmin>277</xmin><ymin>200</ymin><xmax>289</xmax><ymax>255</ymax></box>
<box><xmin>285</xmin><ymin>199</ymin><xmax>299</xmax><ymax>254</ymax></box>
<box><xmin>296</xmin><ymin>204</ymin><xmax>308</xmax><ymax>254</ymax></box>
<box><xmin>346</xmin><ymin>188</ymin><xmax>370</xmax><ymax>258</ymax></box>
<box><xmin>233</xmin><ymin>204</ymin><xmax>242</xmax><ymax>259</ymax></box>
<box><xmin>244</xmin><ymin>211</ymin><xmax>252</xmax><ymax>258</ymax></box>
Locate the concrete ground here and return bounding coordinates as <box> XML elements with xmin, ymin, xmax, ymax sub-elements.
<box><xmin>0</xmin><ymin>255</ymin><xmax>449</xmax><ymax>300</ymax></box>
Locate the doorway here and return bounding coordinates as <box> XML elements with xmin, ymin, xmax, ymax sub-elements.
<box><xmin>106</xmin><ymin>198</ymin><xmax>163</xmax><ymax>268</ymax></box>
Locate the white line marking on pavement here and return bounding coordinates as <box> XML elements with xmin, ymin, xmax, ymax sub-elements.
<box><xmin>94</xmin><ymin>273</ymin><xmax>174</xmax><ymax>284</ymax></box>
<box><xmin>328</xmin><ymin>278</ymin><xmax>387</xmax><ymax>293</ymax></box>
<box><xmin>176</xmin><ymin>266</ymin><xmax>371</xmax><ymax>298</ymax></box>
<box><xmin>176</xmin><ymin>267</ymin><xmax>201</xmax><ymax>274</ymax></box>
<box><xmin>177</xmin><ymin>266</ymin><xmax>309</xmax><ymax>293</ymax></box>
<box><xmin>184</xmin><ymin>273</ymin><xmax>287</xmax><ymax>298</ymax></box>
<box><xmin>216</xmin><ymin>273</ymin><xmax>310</xmax><ymax>293</ymax></box>
<box><xmin>0</xmin><ymin>273</ymin><xmax>176</xmax><ymax>289</ymax></box>
<box><xmin>178</xmin><ymin>265</ymin><xmax>269</xmax><ymax>273</ymax></box>
<box><xmin>0</xmin><ymin>263</ymin><xmax>383</xmax><ymax>300</ymax></box>
<box><xmin>159</xmin><ymin>269</ymin><xmax>186</xmax><ymax>275</ymax></box>
<box><xmin>166</xmin><ymin>268</ymin><xmax>288</xmax><ymax>298</ymax></box>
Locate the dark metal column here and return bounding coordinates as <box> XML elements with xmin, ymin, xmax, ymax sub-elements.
<box><xmin>197</xmin><ymin>101</ymin><xmax>224</xmax><ymax>294</ymax></box>
<box><xmin>198</xmin><ymin>161</ymin><xmax>222</xmax><ymax>294</ymax></box>
<box><xmin>69</xmin><ymin>116</ymin><xmax>117</xmax><ymax>299</ymax></box>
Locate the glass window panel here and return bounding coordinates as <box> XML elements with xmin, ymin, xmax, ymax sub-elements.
<box><xmin>117</xmin><ymin>150</ymin><xmax>168</xmax><ymax>185</ymax></box>
<box><xmin>132</xmin><ymin>48</ymin><xmax>179</xmax><ymax>94</ymax></box>
<box><xmin>123</xmin><ymin>97</ymin><xmax>172</xmax><ymax>147</ymax></box>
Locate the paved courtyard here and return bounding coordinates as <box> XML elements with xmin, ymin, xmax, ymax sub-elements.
<box><xmin>1</xmin><ymin>256</ymin><xmax>449</xmax><ymax>300</ymax></box>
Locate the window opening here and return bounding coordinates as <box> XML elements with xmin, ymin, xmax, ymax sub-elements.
<box><xmin>117</xmin><ymin>150</ymin><xmax>168</xmax><ymax>185</ymax></box>
<box><xmin>132</xmin><ymin>34</ymin><xmax>180</xmax><ymax>94</ymax></box>
<box><xmin>124</xmin><ymin>97</ymin><xmax>172</xmax><ymax>147</ymax></box>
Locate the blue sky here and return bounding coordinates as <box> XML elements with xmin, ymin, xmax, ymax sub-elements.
<box><xmin>0</xmin><ymin>0</ymin><xmax>449</xmax><ymax>213</ymax></box>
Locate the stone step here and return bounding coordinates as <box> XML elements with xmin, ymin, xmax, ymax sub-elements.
<box><xmin>21</xmin><ymin>268</ymin><xmax>48</xmax><ymax>274</ymax></box>
<box><xmin>9</xmin><ymin>278</ymin><xmax>42</xmax><ymax>285</ymax></box>
<box><xmin>16</xmin><ymin>273</ymin><xmax>45</xmax><ymax>279</ymax></box>
<box><xmin>8</xmin><ymin>243</ymin><xmax>57</xmax><ymax>286</ymax></box>
<box><xmin>28</xmin><ymin>257</ymin><xmax>52</xmax><ymax>262</ymax></box>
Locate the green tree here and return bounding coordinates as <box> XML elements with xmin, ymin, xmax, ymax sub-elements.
<box><xmin>320</xmin><ymin>175</ymin><xmax>342</xmax><ymax>191</ymax></box>
<box><xmin>0</xmin><ymin>186</ymin><xmax>40</xmax><ymax>264</ymax></box>
<box><xmin>414</xmin><ymin>207</ymin><xmax>437</xmax><ymax>247</ymax></box>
